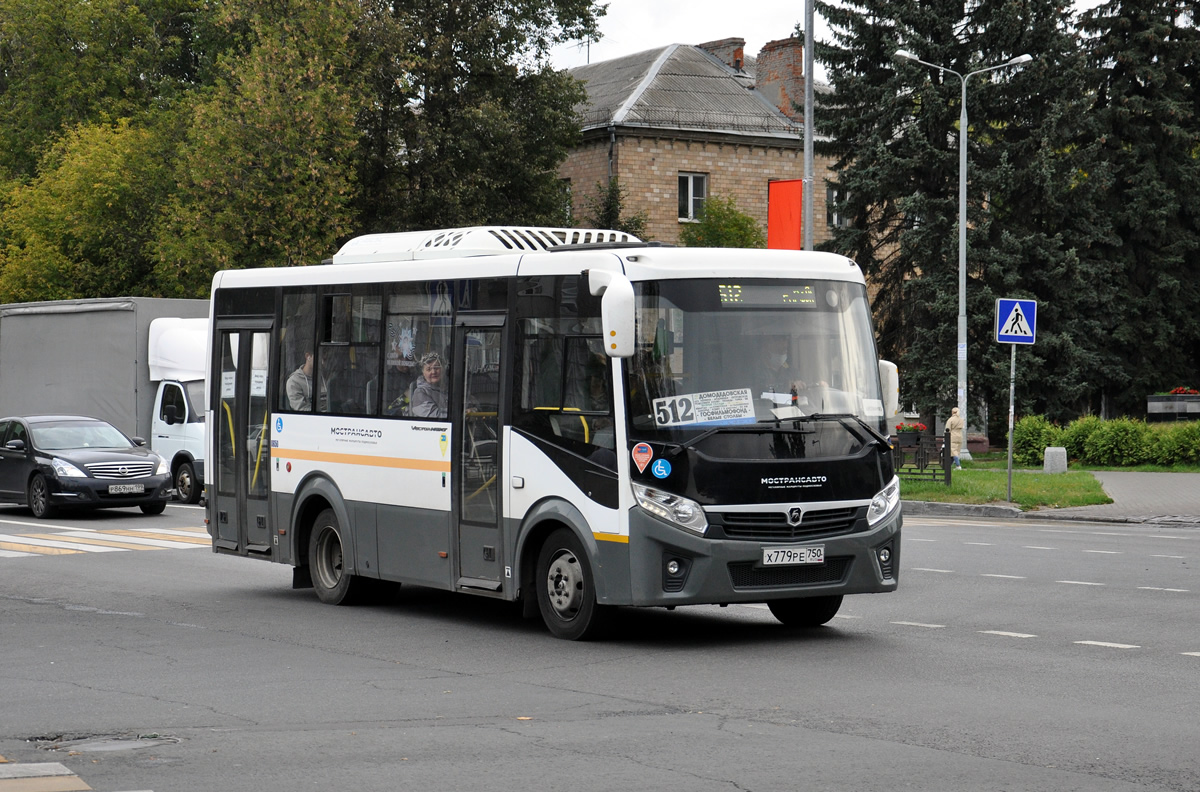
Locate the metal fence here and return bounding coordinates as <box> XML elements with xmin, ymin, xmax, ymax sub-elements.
<box><xmin>892</xmin><ymin>429</ymin><xmax>952</xmax><ymax>485</ymax></box>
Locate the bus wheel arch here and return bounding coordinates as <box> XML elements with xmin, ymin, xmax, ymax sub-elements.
<box><xmin>515</xmin><ymin>498</ymin><xmax>612</xmax><ymax>640</ymax></box>
<box><xmin>290</xmin><ymin>476</ymin><xmax>355</xmax><ymax>584</ymax></box>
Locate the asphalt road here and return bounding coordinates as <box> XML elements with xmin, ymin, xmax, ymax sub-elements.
<box><xmin>1</xmin><ymin>505</ymin><xmax>1197</xmax><ymax>792</ymax></box>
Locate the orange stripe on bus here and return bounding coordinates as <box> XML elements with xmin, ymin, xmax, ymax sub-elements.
<box><xmin>273</xmin><ymin>448</ymin><xmax>452</xmax><ymax>472</ymax></box>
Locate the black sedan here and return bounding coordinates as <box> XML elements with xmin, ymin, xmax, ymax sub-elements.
<box><xmin>0</xmin><ymin>415</ymin><xmax>173</xmax><ymax>518</ymax></box>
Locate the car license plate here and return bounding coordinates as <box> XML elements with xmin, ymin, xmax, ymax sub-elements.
<box><xmin>108</xmin><ymin>484</ymin><xmax>145</xmax><ymax>495</ymax></box>
<box><xmin>762</xmin><ymin>545</ymin><xmax>824</xmax><ymax>566</ymax></box>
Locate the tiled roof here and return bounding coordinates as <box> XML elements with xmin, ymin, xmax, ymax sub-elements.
<box><xmin>570</xmin><ymin>44</ymin><xmax>799</xmax><ymax>139</ymax></box>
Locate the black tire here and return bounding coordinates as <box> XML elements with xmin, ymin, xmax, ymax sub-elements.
<box><xmin>535</xmin><ymin>528</ymin><xmax>611</xmax><ymax>640</ymax></box>
<box><xmin>308</xmin><ymin>508</ymin><xmax>364</xmax><ymax>605</ymax></box>
<box><xmin>175</xmin><ymin>461</ymin><xmax>202</xmax><ymax>504</ymax></box>
<box><xmin>767</xmin><ymin>595</ymin><xmax>843</xmax><ymax>628</ymax></box>
<box><xmin>28</xmin><ymin>473</ymin><xmax>56</xmax><ymax>519</ymax></box>
<box><xmin>140</xmin><ymin>501</ymin><xmax>167</xmax><ymax>515</ymax></box>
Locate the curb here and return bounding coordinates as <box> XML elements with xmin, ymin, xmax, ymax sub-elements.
<box><xmin>903</xmin><ymin>500</ymin><xmax>1200</xmax><ymax>529</ymax></box>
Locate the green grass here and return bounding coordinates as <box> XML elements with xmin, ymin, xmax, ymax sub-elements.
<box><xmin>900</xmin><ymin>469</ymin><xmax>1112</xmax><ymax>511</ymax></box>
<box><xmin>959</xmin><ymin>450</ymin><xmax>1200</xmax><ymax>474</ymax></box>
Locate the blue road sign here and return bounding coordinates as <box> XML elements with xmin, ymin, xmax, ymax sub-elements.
<box><xmin>995</xmin><ymin>299</ymin><xmax>1037</xmax><ymax>344</ymax></box>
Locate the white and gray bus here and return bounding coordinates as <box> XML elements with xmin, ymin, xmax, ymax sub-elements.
<box><xmin>206</xmin><ymin>226</ymin><xmax>902</xmax><ymax>639</ymax></box>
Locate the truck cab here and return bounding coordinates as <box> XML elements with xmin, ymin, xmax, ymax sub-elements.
<box><xmin>152</xmin><ymin>378</ymin><xmax>206</xmax><ymax>503</ymax></box>
<box><xmin>149</xmin><ymin>318</ymin><xmax>209</xmax><ymax>504</ymax></box>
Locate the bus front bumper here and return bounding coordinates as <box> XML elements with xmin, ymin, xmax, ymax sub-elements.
<box><xmin>615</xmin><ymin>505</ymin><xmax>901</xmax><ymax>607</ymax></box>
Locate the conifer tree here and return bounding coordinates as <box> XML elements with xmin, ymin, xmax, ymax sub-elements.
<box><xmin>1076</xmin><ymin>0</ymin><xmax>1200</xmax><ymax>416</ymax></box>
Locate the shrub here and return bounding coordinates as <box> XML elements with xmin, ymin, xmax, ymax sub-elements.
<box><xmin>1082</xmin><ymin>417</ymin><xmax>1153</xmax><ymax>466</ymax></box>
<box><xmin>1012</xmin><ymin>415</ymin><xmax>1062</xmax><ymax>466</ymax></box>
<box><xmin>1060</xmin><ymin>415</ymin><xmax>1104</xmax><ymax>461</ymax></box>
<box><xmin>1147</xmin><ymin>421</ymin><xmax>1200</xmax><ymax>466</ymax></box>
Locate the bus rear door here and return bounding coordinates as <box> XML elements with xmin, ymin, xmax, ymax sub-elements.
<box><xmin>212</xmin><ymin>325</ymin><xmax>273</xmax><ymax>555</ymax></box>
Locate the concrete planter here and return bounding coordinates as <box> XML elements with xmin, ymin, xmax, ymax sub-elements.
<box><xmin>1147</xmin><ymin>395</ymin><xmax>1200</xmax><ymax>422</ymax></box>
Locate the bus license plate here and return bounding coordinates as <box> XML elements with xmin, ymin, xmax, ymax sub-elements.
<box><xmin>108</xmin><ymin>484</ymin><xmax>145</xmax><ymax>495</ymax></box>
<box><xmin>762</xmin><ymin>545</ymin><xmax>824</xmax><ymax>566</ymax></box>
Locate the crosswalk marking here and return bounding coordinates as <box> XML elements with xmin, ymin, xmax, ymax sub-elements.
<box><xmin>0</xmin><ymin>525</ymin><xmax>209</xmax><ymax>558</ymax></box>
<box><xmin>23</xmin><ymin>533</ymin><xmax>167</xmax><ymax>551</ymax></box>
<box><xmin>76</xmin><ymin>527</ymin><xmax>209</xmax><ymax>545</ymax></box>
<box><xmin>60</xmin><ymin>530</ymin><xmax>206</xmax><ymax>549</ymax></box>
<box><xmin>0</xmin><ymin>541</ymin><xmax>83</xmax><ymax>555</ymax></box>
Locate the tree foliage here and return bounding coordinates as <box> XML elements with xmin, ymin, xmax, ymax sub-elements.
<box><xmin>678</xmin><ymin>194</ymin><xmax>766</xmax><ymax>248</ymax></box>
<box><xmin>814</xmin><ymin>0</ymin><xmax>1198</xmax><ymax>428</ymax></box>
<box><xmin>0</xmin><ymin>0</ymin><xmax>604</xmax><ymax>298</ymax></box>
<box><xmin>582</xmin><ymin>177</ymin><xmax>649</xmax><ymax>237</ymax></box>
<box><xmin>0</xmin><ymin>117</ymin><xmax>177</xmax><ymax>301</ymax></box>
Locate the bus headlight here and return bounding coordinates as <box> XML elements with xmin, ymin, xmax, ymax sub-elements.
<box><xmin>633</xmin><ymin>483</ymin><xmax>708</xmax><ymax>536</ymax></box>
<box><xmin>867</xmin><ymin>476</ymin><xmax>901</xmax><ymax>526</ymax></box>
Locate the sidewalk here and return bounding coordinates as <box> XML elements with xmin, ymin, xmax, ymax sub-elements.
<box><xmin>903</xmin><ymin>470</ymin><xmax>1200</xmax><ymax>528</ymax></box>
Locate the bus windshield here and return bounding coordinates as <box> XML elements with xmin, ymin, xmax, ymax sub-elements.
<box><xmin>626</xmin><ymin>278</ymin><xmax>886</xmax><ymax>443</ymax></box>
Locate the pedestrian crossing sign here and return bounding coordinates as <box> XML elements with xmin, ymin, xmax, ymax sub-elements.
<box><xmin>995</xmin><ymin>298</ymin><xmax>1037</xmax><ymax>344</ymax></box>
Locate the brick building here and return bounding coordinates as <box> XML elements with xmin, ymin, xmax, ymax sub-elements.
<box><xmin>559</xmin><ymin>36</ymin><xmax>841</xmax><ymax>245</ymax></box>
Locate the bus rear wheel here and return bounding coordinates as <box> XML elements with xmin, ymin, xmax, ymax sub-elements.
<box><xmin>767</xmin><ymin>595</ymin><xmax>843</xmax><ymax>628</ymax></box>
<box><xmin>536</xmin><ymin>528</ymin><xmax>611</xmax><ymax>640</ymax></box>
<box><xmin>309</xmin><ymin>508</ymin><xmax>364</xmax><ymax>605</ymax></box>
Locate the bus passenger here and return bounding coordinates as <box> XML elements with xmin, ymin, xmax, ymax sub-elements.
<box><xmin>411</xmin><ymin>352</ymin><xmax>448</xmax><ymax>418</ymax></box>
<box><xmin>286</xmin><ymin>351</ymin><xmax>315</xmax><ymax>411</ymax></box>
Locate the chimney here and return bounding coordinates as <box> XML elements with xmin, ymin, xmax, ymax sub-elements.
<box><xmin>698</xmin><ymin>37</ymin><xmax>746</xmax><ymax>71</ymax></box>
<box><xmin>756</xmin><ymin>37</ymin><xmax>804</xmax><ymax>120</ymax></box>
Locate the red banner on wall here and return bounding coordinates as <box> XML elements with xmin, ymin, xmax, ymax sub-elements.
<box><xmin>767</xmin><ymin>179</ymin><xmax>804</xmax><ymax>250</ymax></box>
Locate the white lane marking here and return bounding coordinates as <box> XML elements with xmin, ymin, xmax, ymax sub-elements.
<box><xmin>1058</xmin><ymin>580</ymin><xmax>1105</xmax><ymax>586</ymax></box>
<box><xmin>911</xmin><ymin>567</ymin><xmax>953</xmax><ymax>573</ymax></box>
<box><xmin>0</xmin><ymin>533</ymin><xmax>124</xmax><ymax>552</ymax></box>
<box><xmin>980</xmin><ymin>631</ymin><xmax>1037</xmax><ymax>638</ymax></box>
<box><xmin>965</xmin><ymin>542</ymin><xmax>994</xmax><ymax>546</ymax></box>
<box><xmin>58</xmin><ymin>531</ymin><xmax>204</xmax><ymax>549</ymax></box>
<box><xmin>0</xmin><ymin>548</ymin><xmax>36</xmax><ymax>557</ymax></box>
<box><xmin>1024</xmin><ymin>546</ymin><xmax>1056</xmax><ymax>550</ymax></box>
<box><xmin>892</xmin><ymin>621</ymin><xmax>945</xmax><ymax>629</ymax></box>
<box><xmin>907</xmin><ymin>538</ymin><xmax>937</xmax><ymax>542</ymax></box>
<box><xmin>1152</xmin><ymin>555</ymin><xmax>1186</xmax><ymax>559</ymax></box>
<box><xmin>1183</xmin><ymin>652</ymin><xmax>1200</xmax><ymax>657</ymax></box>
<box><xmin>981</xmin><ymin>574</ymin><xmax>1026</xmax><ymax>579</ymax></box>
<box><xmin>1138</xmin><ymin>587</ymin><xmax>1189</xmax><ymax>593</ymax></box>
<box><xmin>833</xmin><ymin>614</ymin><xmax>861</xmax><ymax>619</ymax></box>
<box><xmin>1084</xmin><ymin>550</ymin><xmax>1121</xmax><ymax>555</ymax></box>
<box><xmin>1076</xmin><ymin>640</ymin><xmax>1140</xmax><ymax>649</ymax></box>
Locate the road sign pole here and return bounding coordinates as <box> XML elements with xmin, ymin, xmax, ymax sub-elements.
<box><xmin>1007</xmin><ymin>343</ymin><xmax>1016</xmax><ymax>502</ymax></box>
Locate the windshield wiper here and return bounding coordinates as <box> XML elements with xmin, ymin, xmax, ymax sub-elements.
<box><xmin>808</xmin><ymin>413</ymin><xmax>892</xmax><ymax>448</ymax></box>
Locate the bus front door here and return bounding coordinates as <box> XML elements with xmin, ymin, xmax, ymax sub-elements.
<box><xmin>453</xmin><ymin>318</ymin><xmax>505</xmax><ymax>592</ymax></box>
<box><xmin>213</xmin><ymin>327</ymin><xmax>273</xmax><ymax>555</ymax></box>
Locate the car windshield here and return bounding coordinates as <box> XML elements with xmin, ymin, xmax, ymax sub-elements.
<box><xmin>626</xmin><ymin>278</ymin><xmax>886</xmax><ymax>443</ymax></box>
<box><xmin>31</xmin><ymin>421</ymin><xmax>134</xmax><ymax>450</ymax></box>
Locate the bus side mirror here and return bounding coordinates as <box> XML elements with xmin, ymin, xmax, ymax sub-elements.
<box><xmin>878</xmin><ymin>360</ymin><xmax>899</xmax><ymax>419</ymax></box>
<box><xmin>584</xmin><ymin>269</ymin><xmax>635</xmax><ymax>358</ymax></box>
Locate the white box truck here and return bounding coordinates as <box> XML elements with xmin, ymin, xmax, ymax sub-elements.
<box><xmin>0</xmin><ymin>297</ymin><xmax>210</xmax><ymax>503</ymax></box>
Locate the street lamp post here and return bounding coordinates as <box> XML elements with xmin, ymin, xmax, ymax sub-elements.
<box><xmin>892</xmin><ymin>49</ymin><xmax>1031</xmax><ymax>461</ymax></box>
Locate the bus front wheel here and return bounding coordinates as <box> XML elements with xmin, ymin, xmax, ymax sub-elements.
<box><xmin>767</xmin><ymin>595</ymin><xmax>843</xmax><ymax>627</ymax></box>
<box><xmin>536</xmin><ymin>528</ymin><xmax>611</xmax><ymax>640</ymax></box>
<box><xmin>309</xmin><ymin>508</ymin><xmax>364</xmax><ymax>605</ymax></box>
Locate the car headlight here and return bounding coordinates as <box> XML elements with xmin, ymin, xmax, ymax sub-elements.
<box><xmin>51</xmin><ymin>458</ymin><xmax>87</xmax><ymax>478</ymax></box>
<box><xmin>632</xmin><ymin>482</ymin><xmax>708</xmax><ymax>535</ymax></box>
<box><xmin>155</xmin><ymin>456</ymin><xmax>170</xmax><ymax>476</ymax></box>
<box><xmin>867</xmin><ymin>476</ymin><xmax>901</xmax><ymax>526</ymax></box>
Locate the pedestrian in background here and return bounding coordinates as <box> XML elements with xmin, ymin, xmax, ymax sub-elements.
<box><xmin>946</xmin><ymin>407</ymin><xmax>964</xmax><ymax>469</ymax></box>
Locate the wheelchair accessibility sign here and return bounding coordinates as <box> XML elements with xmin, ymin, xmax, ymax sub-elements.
<box><xmin>995</xmin><ymin>298</ymin><xmax>1037</xmax><ymax>345</ymax></box>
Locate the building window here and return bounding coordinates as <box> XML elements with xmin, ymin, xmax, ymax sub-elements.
<box><xmin>827</xmin><ymin>185</ymin><xmax>850</xmax><ymax>229</ymax></box>
<box><xmin>678</xmin><ymin>172</ymin><xmax>707</xmax><ymax>221</ymax></box>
